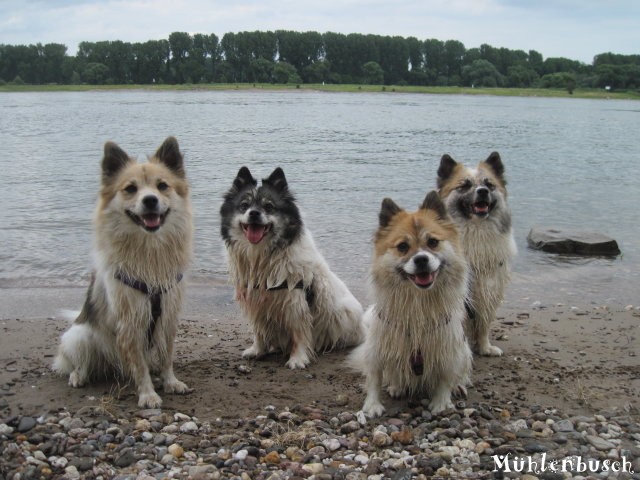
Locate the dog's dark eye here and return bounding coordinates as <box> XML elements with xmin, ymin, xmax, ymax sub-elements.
<box><xmin>458</xmin><ymin>179</ymin><xmax>472</xmax><ymax>191</ymax></box>
<box><xmin>124</xmin><ymin>184</ymin><xmax>137</xmax><ymax>194</ymax></box>
<box><xmin>484</xmin><ymin>178</ymin><xmax>496</xmax><ymax>190</ymax></box>
<box><xmin>263</xmin><ymin>202</ymin><xmax>274</xmax><ymax>214</ymax></box>
<box><xmin>397</xmin><ymin>241</ymin><xmax>410</xmax><ymax>254</ymax></box>
<box><xmin>157</xmin><ymin>181</ymin><xmax>169</xmax><ymax>191</ymax></box>
<box><xmin>239</xmin><ymin>202</ymin><xmax>250</xmax><ymax>213</ymax></box>
<box><xmin>427</xmin><ymin>237</ymin><xmax>440</xmax><ymax>249</ymax></box>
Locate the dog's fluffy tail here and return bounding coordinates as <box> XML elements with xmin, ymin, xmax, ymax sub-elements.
<box><xmin>345</xmin><ymin>306</ymin><xmax>376</xmax><ymax>375</ymax></box>
<box><xmin>52</xmin><ymin>310</ymin><xmax>81</xmax><ymax>374</ymax></box>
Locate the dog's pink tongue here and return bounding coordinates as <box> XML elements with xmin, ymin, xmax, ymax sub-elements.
<box><xmin>142</xmin><ymin>214</ymin><xmax>161</xmax><ymax>228</ymax></box>
<box><xmin>473</xmin><ymin>204</ymin><xmax>489</xmax><ymax>214</ymax></box>
<box><xmin>245</xmin><ymin>225</ymin><xmax>266</xmax><ymax>244</ymax></box>
<box><xmin>414</xmin><ymin>272</ymin><xmax>434</xmax><ymax>286</ymax></box>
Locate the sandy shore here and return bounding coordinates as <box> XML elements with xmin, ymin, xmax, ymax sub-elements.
<box><xmin>1</xmin><ymin>283</ymin><xmax>639</xmax><ymax>479</ymax></box>
<box><xmin>1</xmin><ymin>283</ymin><xmax>637</xmax><ymax>420</ymax></box>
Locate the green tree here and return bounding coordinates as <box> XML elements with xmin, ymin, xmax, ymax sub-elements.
<box><xmin>361</xmin><ymin>61</ymin><xmax>384</xmax><ymax>84</ymax></box>
<box><xmin>248</xmin><ymin>58</ymin><xmax>274</xmax><ymax>82</ymax></box>
<box><xmin>277</xmin><ymin>30</ymin><xmax>323</xmax><ymax>81</ymax></box>
<box><xmin>272</xmin><ymin>61</ymin><xmax>301</xmax><ymax>84</ymax></box>
<box><xmin>443</xmin><ymin>39</ymin><xmax>465</xmax><ymax>84</ymax></box>
<box><xmin>82</xmin><ymin>62</ymin><xmax>110</xmax><ymax>84</ymax></box>
<box><xmin>168</xmin><ymin>32</ymin><xmax>192</xmax><ymax>83</ymax></box>
<box><xmin>304</xmin><ymin>60</ymin><xmax>331</xmax><ymax>83</ymax></box>
<box><xmin>506</xmin><ymin>65</ymin><xmax>539</xmax><ymax>87</ymax></box>
<box><xmin>462</xmin><ymin>59</ymin><xmax>503</xmax><ymax>87</ymax></box>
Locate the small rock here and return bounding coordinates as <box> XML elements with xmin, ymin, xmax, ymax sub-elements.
<box><xmin>180</xmin><ymin>421</ymin><xmax>198</xmax><ymax>433</ymax></box>
<box><xmin>301</xmin><ymin>463</ymin><xmax>324</xmax><ymax>474</ymax></box>
<box><xmin>341</xmin><ymin>420</ymin><xmax>360</xmax><ymax>433</ymax></box>
<box><xmin>17</xmin><ymin>416</ymin><xmax>37</xmax><ymax>432</ymax></box>
<box><xmin>168</xmin><ymin>443</ymin><xmax>184</xmax><ymax>458</ymax></box>
<box><xmin>64</xmin><ymin>465</ymin><xmax>81</xmax><ymax>480</ymax></box>
<box><xmin>586</xmin><ymin>435</ymin><xmax>616</xmax><ymax>451</ymax></box>
<box><xmin>322</xmin><ymin>438</ymin><xmax>341</xmax><ymax>451</ymax></box>
<box><xmin>114</xmin><ymin>448</ymin><xmax>136</xmax><ymax>468</ymax></box>
<box><xmin>262</xmin><ymin>451</ymin><xmax>281</xmax><ymax>464</ymax></box>
<box><xmin>372</xmin><ymin>430</ymin><xmax>392</xmax><ymax>447</ymax></box>
<box><xmin>391</xmin><ymin>428</ymin><xmax>414</xmax><ymax>445</ymax></box>
<box><xmin>135</xmin><ymin>419</ymin><xmax>151</xmax><ymax>431</ymax></box>
<box><xmin>0</xmin><ymin>423</ymin><xmax>13</xmax><ymax>435</ymax></box>
<box><xmin>551</xmin><ymin>419</ymin><xmax>574</xmax><ymax>432</ymax></box>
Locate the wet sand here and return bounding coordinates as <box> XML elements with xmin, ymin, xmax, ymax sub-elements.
<box><xmin>1</xmin><ymin>283</ymin><xmax>637</xmax><ymax>421</ymax></box>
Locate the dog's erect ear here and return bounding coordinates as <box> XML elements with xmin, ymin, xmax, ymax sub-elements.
<box><xmin>102</xmin><ymin>141</ymin><xmax>132</xmax><ymax>183</ymax></box>
<box><xmin>263</xmin><ymin>167</ymin><xmax>288</xmax><ymax>192</ymax></box>
<box><xmin>154</xmin><ymin>136</ymin><xmax>185</xmax><ymax>177</ymax></box>
<box><xmin>436</xmin><ymin>154</ymin><xmax>457</xmax><ymax>188</ymax></box>
<box><xmin>421</xmin><ymin>190</ymin><xmax>448</xmax><ymax>220</ymax></box>
<box><xmin>483</xmin><ymin>151</ymin><xmax>505</xmax><ymax>179</ymax></box>
<box><xmin>379</xmin><ymin>198</ymin><xmax>402</xmax><ymax>228</ymax></box>
<box><xmin>232</xmin><ymin>166</ymin><xmax>257</xmax><ymax>191</ymax></box>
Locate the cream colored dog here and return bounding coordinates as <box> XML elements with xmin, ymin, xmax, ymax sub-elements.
<box><xmin>54</xmin><ymin>137</ymin><xmax>192</xmax><ymax>408</ymax></box>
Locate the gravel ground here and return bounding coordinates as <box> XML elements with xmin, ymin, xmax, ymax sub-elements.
<box><xmin>2</xmin><ymin>399</ymin><xmax>640</xmax><ymax>479</ymax></box>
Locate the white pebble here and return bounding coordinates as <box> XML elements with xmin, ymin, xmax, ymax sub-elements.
<box><xmin>0</xmin><ymin>424</ymin><xmax>13</xmax><ymax>435</ymax></box>
<box><xmin>356</xmin><ymin>410</ymin><xmax>367</xmax><ymax>425</ymax></box>
<box><xmin>322</xmin><ymin>438</ymin><xmax>341</xmax><ymax>451</ymax></box>
<box><xmin>234</xmin><ymin>449</ymin><xmax>248</xmax><ymax>461</ymax></box>
<box><xmin>180</xmin><ymin>421</ymin><xmax>198</xmax><ymax>433</ymax></box>
<box><xmin>64</xmin><ymin>465</ymin><xmax>80</xmax><ymax>480</ymax></box>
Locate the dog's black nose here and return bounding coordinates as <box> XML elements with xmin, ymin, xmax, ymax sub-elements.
<box><xmin>142</xmin><ymin>195</ymin><xmax>159</xmax><ymax>209</ymax></box>
<box><xmin>248</xmin><ymin>210</ymin><xmax>261</xmax><ymax>221</ymax></box>
<box><xmin>413</xmin><ymin>255</ymin><xmax>429</xmax><ymax>269</ymax></box>
<box><xmin>476</xmin><ymin>186</ymin><xmax>489</xmax><ymax>198</ymax></box>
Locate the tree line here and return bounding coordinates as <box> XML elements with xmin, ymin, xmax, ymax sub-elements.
<box><xmin>1</xmin><ymin>30</ymin><xmax>639</xmax><ymax>91</ymax></box>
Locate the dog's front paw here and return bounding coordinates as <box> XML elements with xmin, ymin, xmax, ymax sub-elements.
<box><xmin>242</xmin><ymin>343</ymin><xmax>265</xmax><ymax>359</ymax></box>
<box><xmin>164</xmin><ymin>379</ymin><xmax>191</xmax><ymax>394</ymax></box>
<box><xmin>362</xmin><ymin>398</ymin><xmax>385</xmax><ymax>418</ymax></box>
<box><xmin>286</xmin><ymin>355</ymin><xmax>309</xmax><ymax>370</ymax></box>
<box><xmin>478</xmin><ymin>344</ymin><xmax>503</xmax><ymax>357</ymax></box>
<box><xmin>138</xmin><ymin>391</ymin><xmax>162</xmax><ymax>408</ymax></box>
<box><xmin>428</xmin><ymin>396</ymin><xmax>454</xmax><ymax>414</ymax></box>
<box><xmin>387</xmin><ymin>384</ymin><xmax>403</xmax><ymax>399</ymax></box>
<box><xmin>68</xmin><ymin>370</ymin><xmax>86</xmax><ymax>388</ymax></box>
<box><xmin>452</xmin><ymin>384</ymin><xmax>468</xmax><ymax>399</ymax></box>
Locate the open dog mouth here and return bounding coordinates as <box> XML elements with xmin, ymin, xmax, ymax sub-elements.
<box><xmin>472</xmin><ymin>201</ymin><xmax>490</xmax><ymax>216</ymax></box>
<box><xmin>408</xmin><ymin>269</ymin><xmax>438</xmax><ymax>289</ymax></box>
<box><xmin>126</xmin><ymin>210</ymin><xmax>168</xmax><ymax>232</ymax></box>
<box><xmin>241</xmin><ymin>223</ymin><xmax>272</xmax><ymax>244</ymax></box>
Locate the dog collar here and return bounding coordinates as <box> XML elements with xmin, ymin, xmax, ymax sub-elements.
<box><xmin>114</xmin><ymin>271</ymin><xmax>183</xmax><ymax>346</ymax></box>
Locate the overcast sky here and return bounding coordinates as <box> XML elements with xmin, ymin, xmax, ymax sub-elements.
<box><xmin>0</xmin><ymin>0</ymin><xmax>638</xmax><ymax>63</ymax></box>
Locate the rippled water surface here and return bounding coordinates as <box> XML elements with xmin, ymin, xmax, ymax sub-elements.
<box><xmin>1</xmin><ymin>90</ymin><xmax>638</xmax><ymax>308</ymax></box>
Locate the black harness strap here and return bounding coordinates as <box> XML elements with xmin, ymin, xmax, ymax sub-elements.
<box><xmin>115</xmin><ymin>272</ymin><xmax>183</xmax><ymax>346</ymax></box>
<box><xmin>262</xmin><ymin>280</ymin><xmax>315</xmax><ymax>309</ymax></box>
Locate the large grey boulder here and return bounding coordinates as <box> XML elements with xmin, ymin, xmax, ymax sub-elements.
<box><xmin>527</xmin><ymin>226</ymin><xmax>621</xmax><ymax>256</ymax></box>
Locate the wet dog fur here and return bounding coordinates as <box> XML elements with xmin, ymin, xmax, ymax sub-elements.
<box><xmin>220</xmin><ymin>167</ymin><xmax>364</xmax><ymax>369</ymax></box>
<box><xmin>437</xmin><ymin>152</ymin><xmax>517</xmax><ymax>356</ymax></box>
<box><xmin>53</xmin><ymin>137</ymin><xmax>193</xmax><ymax>408</ymax></box>
<box><xmin>350</xmin><ymin>191</ymin><xmax>472</xmax><ymax>417</ymax></box>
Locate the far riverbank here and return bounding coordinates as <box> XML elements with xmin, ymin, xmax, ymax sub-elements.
<box><xmin>1</xmin><ymin>82</ymin><xmax>639</xmax><ymax>100</ymax></box>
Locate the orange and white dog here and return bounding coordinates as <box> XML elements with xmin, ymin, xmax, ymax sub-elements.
<box><xmin>351</xmin><ymin>191</ymin><xmax>472</xmax><ymax>416</ymax></box>
<box><xmin>437</xmin><ymin>152</ymin><xmax>517</xmax><ymax>356</ymax></box>
<box><xmin>53</xmin><ymin>137</ymin><xmax>192</xmax><ymax>408</ymax></box>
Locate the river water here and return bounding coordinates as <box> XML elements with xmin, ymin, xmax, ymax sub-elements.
<box><xmin>1</xmin><ymin>89</ymin><xmax>638</xmax><ymax>308</ymax></box>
